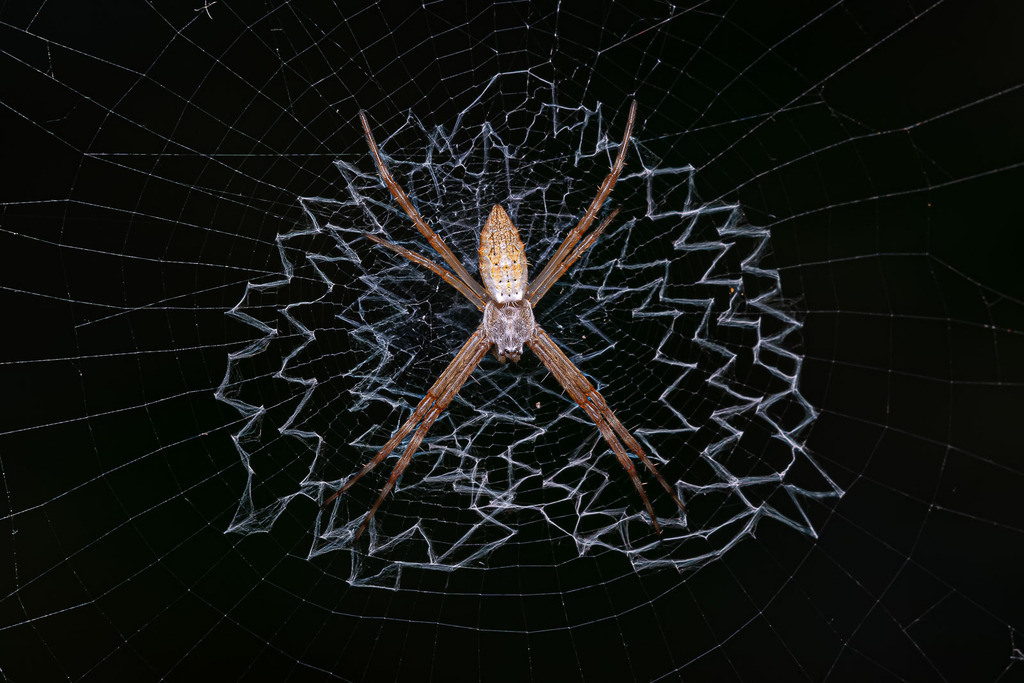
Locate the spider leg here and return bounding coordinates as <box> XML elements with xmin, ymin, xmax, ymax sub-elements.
<box><xmin>360</xmin><ymin>111</ymin><xmax>489</xmax><ymax>303</ymax></box>
<box><xmin>353</xmin><ymin>404</ymin><xmax>442</xmax><ymax>541</ymax></box>
<box><xmin>528</xmin><ymin>100</ymin><xmax>636</xmax><ymax>306</ymax></box>
<box><xmin>526</xmin><ymin>208</ymin><xmax>619</xmax><ymax>304</ymax></box>
<box><xmin>363</xmin><ymin>232</ymin><xmax>487</xmax><ymax>310</ymax></box>
<box><xmin>527</xmin><ymin>326</ymin><xmax>685</xmax><ymax>534</ymax></box>
<box><xmin>322</xmin><ymin>324</ymin><xmax>491</xmax><ymax>540</ymax></box>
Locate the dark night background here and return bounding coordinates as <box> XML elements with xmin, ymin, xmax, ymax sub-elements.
<box><xmin>1</xmin><ymin>1</ymin><xmax>1022</xmax><ymax>681</ymax></box>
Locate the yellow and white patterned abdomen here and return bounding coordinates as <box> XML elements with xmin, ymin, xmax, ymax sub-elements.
<box><xmin>478</xmin><ymin>205</ymin><xmax>527</xmax><ymax>303</ymax></box>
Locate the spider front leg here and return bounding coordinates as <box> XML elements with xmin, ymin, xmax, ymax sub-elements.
<box><xmin>323</xmin><ymin>325</ymin><xmax>491</xmax><ymax>540</ymax></box>
<box><xmin>362</xmin><ymin>232</ymin><xmax>487</xmax><ymax>310</ymax></box>
<box><xmin>528</xmin><ymin>326</ymin><xmax>685</xmax><ymax>534</ymax></box>
<box><xmin>528</xmin><ymin>100</ymin><xmax>636</xmax><ymax>306</ymax></box>
<box><xmin>359</xmin><ymin>110</ymin><xmax>488</xmax><ymax>304</ymax></box>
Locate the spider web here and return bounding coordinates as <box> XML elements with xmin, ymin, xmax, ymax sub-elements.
<box><xmin>219</xmin><ymin>80</ymin><xmax>836</xmax><ymax>585</ymax></box>
<box><xmin>2</xmin><ymin>1</ymin><xmax>1023</xmax><ymax>680</ymax></box>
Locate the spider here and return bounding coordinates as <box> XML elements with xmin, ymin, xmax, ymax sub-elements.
<box><xmin>324</xmin><ymin>101</ymin><xmax>686</xmax><ymax>540</ymax></box>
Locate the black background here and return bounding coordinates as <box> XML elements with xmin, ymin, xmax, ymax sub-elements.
<box><xmin>2</xmin><ymin>1</ymin><xmax>1022</xmax><ymax>681</ymax></box>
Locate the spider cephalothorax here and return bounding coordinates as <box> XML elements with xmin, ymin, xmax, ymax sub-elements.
<box><xmin>324</xmin><ymin>102</ymin><xmax>687</xmax><ymax>540</ymax></box>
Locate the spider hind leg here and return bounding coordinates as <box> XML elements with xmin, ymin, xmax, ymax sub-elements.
<box><xmin>527</xmin><ymin>326</ymin><xmax>686</xmax><ymax>534</ymax></box>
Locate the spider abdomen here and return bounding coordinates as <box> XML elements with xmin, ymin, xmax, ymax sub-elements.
<box><xmin>479</xmin><ymin>204</ymin><xmax>528</xmax><ymax>304</ymax></box>
<box><xmin>483</xmin><ymin>300</ymin><xmax>536</xmax><ymax>363</ymax></box>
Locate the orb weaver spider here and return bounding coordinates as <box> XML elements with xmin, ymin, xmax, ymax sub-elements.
<box><xmin>324</xmin><ymin>101</ymin><xmax>686</xmax><ymax>540</ymax></box>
